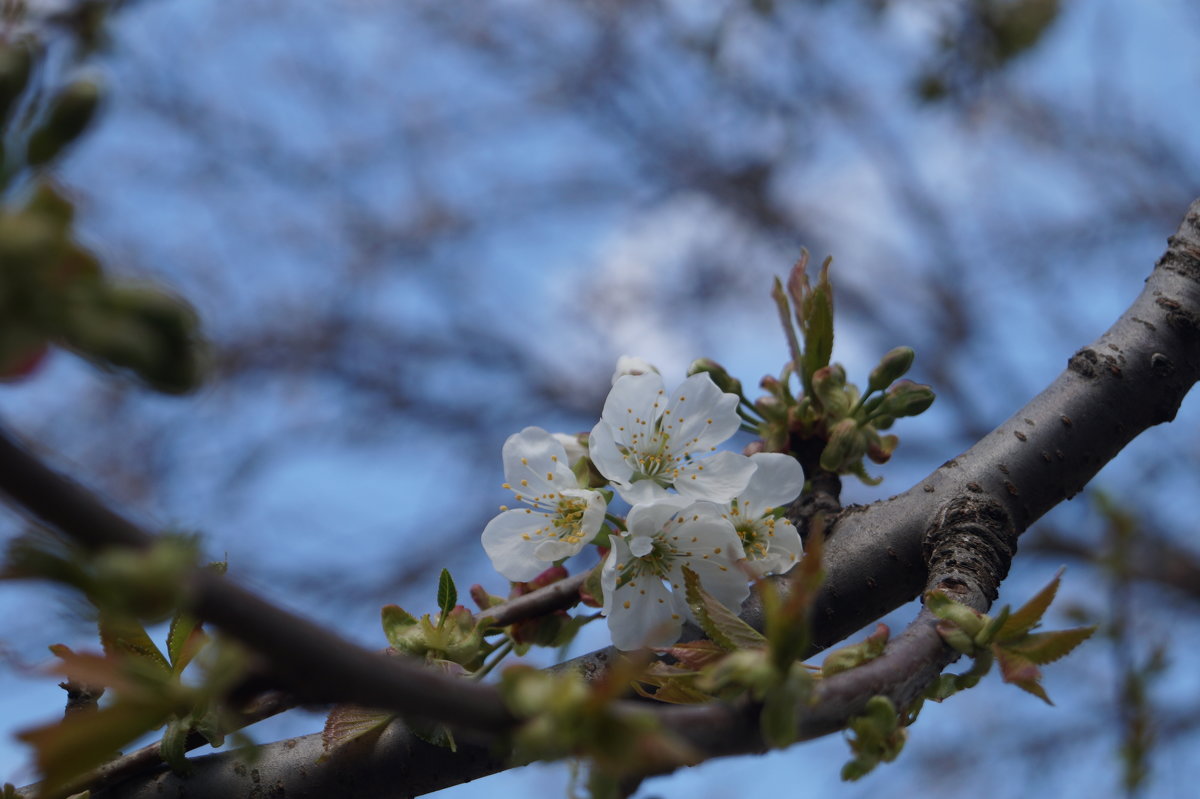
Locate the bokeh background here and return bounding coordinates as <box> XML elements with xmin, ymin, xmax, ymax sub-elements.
<box><xmin>3</xmin><ymin>1</ymin><xmax>1200</xmax><ymax>797</ymax></box>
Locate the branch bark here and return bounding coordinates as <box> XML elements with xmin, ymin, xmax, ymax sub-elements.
<box><xmin>5</xmin><ymin>198</ymin><xmax>1199</xmax><ymax>798</ymax></box>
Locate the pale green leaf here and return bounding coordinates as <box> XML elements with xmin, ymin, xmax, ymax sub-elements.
<box><xmin>159</xmin><ymin>716</ymin><xmax>192</xmax><ymax>774</ymax></box>
<box><xmin>681</xmin><ymin>566</ymin><xmax>767</xmax><ymax>652</ymax></box>
<box><xmin>1007</xmin><ymin>626</ymin><xmax>1096</xmax><ymax>666</ymax></box>
<box><xmin>97</xmin><ymin>612</ymin><xmax>170</xmax><ymax>676</ymax></box>
<box><xmin>997</xmin><ymin>568</ymin><xmax>1064</xmax><ymax>640</ymax></box>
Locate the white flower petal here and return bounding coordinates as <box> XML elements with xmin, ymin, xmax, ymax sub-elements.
<box><xmin>660</xmin><ymin>373</ymin><xmax>742</xmax><ymax>454</ymax></box>
<box><xmin>665</xmin><ymin>516</ymin><xmax>748</xmax><ymax>610</ymax></box>
<box><xmin>738</xmin><ymin>453</ymin><xmax>806</xmax><ymax>514</ymax></box>
<box><xmin>600</xmin><ymin>372</ymin><xmax>665</xmax><ymax>450</ymax></box>
<box><xmin>626</xmin><ymin>497</ymin><xmax>690</xmax><ymax>536</ymax></box>
<box><xmin>748</xmin><ymin>517</ymin><xmax>803</xmax><ymax>577</ymax></box>
<box><xmin>588</xmin><ymin>419</ymin><xmax>634</xmax><ymax>488</ymax></box>
<box><xmin>603</xmin><ymin>538</ymin><xmax>688</xmax><ymax>651</ymax></box>
<box><xmin>673</xmin><ymin>450</ymin><xmax>757</xmax><ymax>504</ymax></box>
<box><xmin>614</xmin><ymin>477</ymin><xmax>669</xmax><ymax>505</ymax></box>
<box><xmin>482</xmin><ymin>490</ymin><xmax>604</xmax><ymax>582</ymax></box>
<box><xmin>481</xmin><ymin>508</ymin><xmax>562</xmax><ymax>582</ymax></box>
<box><xmin>502</xmin><ymin>426</ymin><xmax>577</xmax><ymax>500</ymax></box>
<box><xmin>629</xmin><ymin>535</ymin><xmax>654</xmax><ymax>557</ymax></box>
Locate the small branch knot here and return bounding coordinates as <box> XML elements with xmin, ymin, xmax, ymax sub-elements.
<box><xmin>922</xmin><ymin>496</ymin><xmax>1017</xmax><ymax>605</ymax></box>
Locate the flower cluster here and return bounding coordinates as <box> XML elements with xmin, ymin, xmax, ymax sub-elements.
<box><xmin>482</xmin><ymin>358</ymin><xmax>805</xmax><ymax>651</ymax></box>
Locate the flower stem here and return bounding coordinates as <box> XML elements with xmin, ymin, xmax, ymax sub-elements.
<box><xmin>604</xmin><ymin>513</ymin><xmax>627</xmax><ymax>532</ymax></box>
<box><xmin>472</xmin><ymin>640</ymin><xmax>514</xmax><ymax>681</ymax></box>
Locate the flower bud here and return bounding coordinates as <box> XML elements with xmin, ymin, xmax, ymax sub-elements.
<box><xmin>937</xmin><ymin>622</ymin><xmax>978</xmax><ymax>656</ymax></box>
<box><xmin>866</xmin><ymin>433</ymin><xmax>899</xmax><ymax>464</ymax></box>
<box><xmin>819</xmin><ymin>418</ymin><xmax>865</xmax><ymax>472</ymax></box>
<box><xmin>27</xmin><ymin>78</ymin><xmax>103</xmax><ymax>166</ymax></box>
<box><xmin>469</xmin><ymin>584</ymin><xmax>504</xmax><ymax>611</ymax></box>
<box><xmin>882</xmin><ymin>380</ymin><xmax>935</xmax><ymax>418</ymax></box>
<box><xmin>0</xmin><ymin>40</ymin><xmax>33</xmax><ymax>124</ymax></box>
<box><xmin>688</xmin><ymin>358</ymin><xmax>742</xmax><ymax>396</ymax></box>
<box><xmin>754</xmin><ymin>394</ymin><xmax>785</xmax><ymax>422</ymax></box>
<box><xmin>611</xmin><ymin>355</ymin><xmax>658</xmax><ymax>385</ymax></box>
<box><xmin>867</xmin><ymin>347</ymin><xmax>915</xmax><ymax>393</ymax></box>
<box><xmin>811</xmin><ymin>365</ymin><xmax>850</xmax><ymax>418</ymax></box>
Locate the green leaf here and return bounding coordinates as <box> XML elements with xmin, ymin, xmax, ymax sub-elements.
<box><xmin>1006</xmin><ymin>627</ymin><xmax>1096</xmax><ymax>666</ymax></box>
<box><xmin>994</xmin><ymin>647</ymin><xmax>1052</xmax><ymax>704</ymax></box>
<box><xmin>663</xmin><ymin>640</ymin><xmax>728</xmax><ymax>671</ymax></box>
<box><xmin>840</xmin><ymin>695</ymin><xmax>904</xmax><ymax>782</ymax></box>
<box><xmin>633</xmin><ymin>676</ymin><xmax>714</xmax><ymax>705</ymax></box>
<box><xmin>759</xmin><ymin>669</ymin><xmax>808</xmax><ymax>748</ymax></box>
<box><xmin>924</xmin><ymin>673</ymin><xmax>963</xmax><ymax>703</ymax></box>
<box><xmin>166</xmin><ymin>613</ymin><xmax>211</xmax><ymax>675</ymax></box>
<box><xmin>17</xmin><ymin>699</ymin><xmax>171</xmax><ymax>798</ymax></box>
<box><xmin>822</xmin><ymin>624</ymin><xmax>889</xmax><ymax>677</ymax></box>
<box><xmin>845</xmin><ymin>460</ymin><xmax>883</xmax><ymax>486</ymax></box>
<box><xmin>320</xmin><ymin>705</ymin><xmax>396</xmax><ymax>758</ymax></box>
<box><xmin>159</xmin><ymin>716</ymin><xmax>192</xmax><ymax>774</ymax></box>
<box><xmin>97</xmin><ymin>612</ymin><xmax>170</xmax><ymax>676</ymax></box>
<box><xmin>681</xmin><ymin>566</ymin><xmax>767</xmax><ymax>652</ymax></box>
<box><xmin>437</xmin><ymin>568</ymin><xmax>458</xmax><ymax>617</ymax></box>
<box><xmin>407</xmin><ymin>717</ymin><xmax>457</xmax><ymax>752</ymax></box>
<box><xmin>997</xmin><ymin>568</ymin><xmax>1065</xmax><ymax>640</ymax></box>
<box><xmin>802</xmin><ymin>280</ymin><xmax>834</xmax><ymax>380</ymax></box>
<box><xmin>380</xmin><ymin>604</ymin><xmax>419</xmax><ymax>651</ymax></box>
<box><xmin>771</xmin><ymin>276</ymin><xmax>804</xmax><ymax>379</ymax></box>
<box><xmin>191</xmin><ymin>706</ymin><xmax>226</xmax><ymax>748</ymax></box>
<box><xmin>580</xmin><ymin>558</ymin><xmax>605</xmax><ymax>608</ymax></box>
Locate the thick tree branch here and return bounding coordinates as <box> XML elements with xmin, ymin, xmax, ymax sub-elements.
<box><xmin>0</xmin><ymin>428</ymin><xmax>516</xmax><ymax>737</ymax></box>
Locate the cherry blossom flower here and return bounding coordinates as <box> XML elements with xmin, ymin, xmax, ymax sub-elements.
<box><xmin>588</xmin><ymin>371</ymin><xmax>756</xmax><ymax>505</ymax></box>
<box><xmin>601</xmin><ymin>499</ymin><xmax>748</xmax><ymax>651</ymax></box>
<box><xmin>482</xmin><ymin>426</ymin><xmax>607</xmax><ymax>582</ymax></box>
<box><xmin>724</xmin><ymin>453</ymin><xmax>805</xmax><ymax>577</ymax></box>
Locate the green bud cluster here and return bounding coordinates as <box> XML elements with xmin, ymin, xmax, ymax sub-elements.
<box><xmin>924</xmin><ymin>573</ymin><xmax>1096</xmax><ymax>706</ymax></box>
<box><xmin>735</xmin><ymin>249</ymin><xmax>938</xmax><ymax>484</ymax></box>
<box><xmin>0</xmin><ymin>183</ymin><xmax>205</xmax><ymax>392</ymax></box>
<box><xmin>840</xmin><ymin>696</ymin><xmax>907</xmax><ymax>780</ymax></box>
<box><xmin>381</xmin><ymin>602</ymin><xmax>486</xmax><ymax>671</ymax></box>
<box><xmin>500</xmin><ymin>664</ymin><xmax>694</xmax><ymax>782</ymax></box>
<box><xmin>0</xmin><ymin>39</ymin><xmax>34</xmax><ymax>127</ymax></box>
<box><xmin>26</xmin><ymin>78</ymin><xmax>102</xmax><ymax>166</ymax></box>
<box><xmin>91</xmin><ymin>537</ymin><xmax>201</xmax><ymax>622</ymax></box>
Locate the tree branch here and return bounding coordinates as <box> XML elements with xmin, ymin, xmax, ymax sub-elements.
<box><xmin>5</xmin><ymin>199</ymin><xmax>1199</xmax><ymax>798</ymax></box>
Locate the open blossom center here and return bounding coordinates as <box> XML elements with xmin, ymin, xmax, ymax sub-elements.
<box><xmin>590</xmin><ymin>372</ymin><xmax>755</xmax><ymax>505</ymax></box>
<box><xmin>482</xmin><ymin>426</ymin><xmax>606</xmax><ymax>582</ymax></box>
<box><xmin>614</xmin><ymin>536</ymin><xmax>677</xmax><ymax>589</ymax></box>
<box><xmin>622</xmin><ymin>425</ymin><xmax>691</xmax><ymax>486</ymax></box>
<box><xmin>733</xmin><ymin>516</ymin><xmax>772</xmax><ymax>560</ymax></box>
<box><xmin>550</xmin><ymin>495</ymin><xmax>590</xmax><ymax>545</ymax></box>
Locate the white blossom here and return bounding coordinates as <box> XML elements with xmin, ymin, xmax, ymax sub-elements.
<box><xmin>482</xmin><ymin>427</ymin><xmax>607</xmax><ymax>582</ymax></box>
<box><xmin>724</xmin><ymin>453</ymin><xmax>805</xmax><ymax>576</ymax></box>
<box><xmin>601</xmin><ymin>499</ymin><xmax>748</xmax><ymax>650</ymax></box>
<box><xmin>588</xmin><ymin>371</ymin><xmax>756</xmax><ymax>505</ymax></box>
